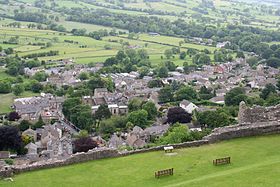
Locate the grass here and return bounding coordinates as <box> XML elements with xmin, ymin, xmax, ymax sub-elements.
<box><xmin>2</xmin><ymin>135</ymin><xmax>280</xmax><ymax>186</ymax></box>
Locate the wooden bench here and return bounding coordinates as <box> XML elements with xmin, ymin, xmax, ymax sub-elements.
<box><xmin>155</xmin><ymin>168</ymin><xmax>174</xmax><ymax>178</ymax></box>
<box><xmin>164</xmin><ymin>146</ymin><xmax>174</xmax><ymax>153</ymax></box>
<box><xmin>213</xmin><ymin>157</ymin><xmax>231</xmax><ymax>166</ymax></box>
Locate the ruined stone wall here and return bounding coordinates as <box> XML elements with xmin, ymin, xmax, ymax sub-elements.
<box><xmin>238</xmin><ymin>102</ymin><xmax>280</xmax><ymax>124</ymax></box>
<box><xmin>204</xmin><ymin>121</ymin><xmax>280</xmax><ymax>143</ymax></box>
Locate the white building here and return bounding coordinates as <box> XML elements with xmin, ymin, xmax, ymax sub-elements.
<box><xmin>179</xmin><ymin>100</ymin><xmax>198</xmax><ymax>114</ymax></box>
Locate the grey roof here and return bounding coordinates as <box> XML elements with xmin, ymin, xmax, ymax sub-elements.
<box><xmin>180</xmin><ymin>100</ymin><xmax>191</xmax><ymax>106</ymax></box>
<box><xmin>144</xmin><ymin>124</ymin><xmax>170</xmax><ymax>136</ymax></box>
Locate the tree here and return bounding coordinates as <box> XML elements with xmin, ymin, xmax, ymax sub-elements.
<box><xmin>192</xmin><ymin>53</ymin><xmax>211</xmax><ymax>65</ymax></box>
<box><xmin>13</xmin><ymin>84</ymin><xmax>24</xmax><ymax>96</ymax></box>
<box><xmin>95</xmin><ymin>104</ymin><xmax>111</xmax><ymax>120</ymax></box>
<box><xmin>225</xmin><ymin>87</ymin><xmax>247</xmax><ymax>106</ymax></box>
<box><xmin>164</xmin><ymin>61</ymin><xmax>176</xmax><ymax>71</ymax></box>
<box><xmin>137</xmin><ymin>49</ymin><xmax>149</xmax><ymax>59</ymax></box>
<box><xmin>73</xmin><ymin>137</ymin><xmax>98</xmax><ymax>153</ymax></box>
<box><xmin>62</xmin><ymin>97</ymin><xmax>82</xmax><ymax>119</ymax></box>
<box><xmin>167</xmin><ymin>107</ymin><xmax>192</xmax><ymax>124</ymax></box>
<box><xmin>158</xmin><ymin>86</ymin><xmax>173</xmax><ymax>103</ymax></box>
<box><xmin>246</xmin><ymin>57</ymin><xmax>258</xmax><ymax>67</ymax></box>
<box><xmin>128</xmin><ymin>98</ymin><xmax>143</xmax><ymax>112</ymax></box>
<box><xmin>139</xmin><ymin>66</ymin><xmax>149</xmax><ymax>78</ymax></box>
<box><xmin>0</xmin><ymin>126</ymin><xmax>23</xmax><ymax>154</ymax></box>
<box><xmin>164</xmin><ymin>49</ymin><xmax>173</xmax><ymax>59</ymax></box>
<box><xmin>0</xmin><ymin>80</ymin><xmax>12</xmax><ymax>94</ymax></box>
<box><xmin>197</xmin><ymin>110</ymin><xmax>231</xmax><ymax>128</ymax></box>
<box><xmin>180</xmin><ymin>51</ymin><xmax>187</xmax><ymax>59</ymax></box>
<box><xmin>266</xmin><ymin>57</ymin><xmax>280</xmax><ymax>68</ymax></box>
<box><xmin>260</xmin><ymin>83</ymin><xmax>277</xmax><ymax>100</ymax></box>
<box><xmin>70</xmin><ymin>105</ymin><xmax>94</xmax><ymax>130</ymax></box>
<box><xmin>236</xmin><ymin>51</ymin><xmax>245</xmax><ymax>58</ymax></box>
<box><xmin>142</xmin><ymin>102</ymin><xmax>157</xmax><ymax>120</ymax></box>
<box><xmin>265</xmin><ymin>93</ymin><xmax>280</xmax><ymax>106</ymax></box>
<box><xmin>22</xmin><ymin>134</ymin><xmax>33</xmax><ymax>146</ymax></box>
<box><xmin>33</xmin><ymin>115</ymin><xmax>45</xmax><ymax>129</ymax></box>
<box><xmin>157</xmin><ymin>66</ymin><xmax>168</xmax><ymax>78</ymax></box>
<box><xmin>158</xmin><ymin>124</ymin><xmax>190</xmax><ymax>145</ymax></box>
<box><xmin>78</xmin><ymin>72</ymin><xmax>89</xmax><ymax>80</ymax></box>
<box><xmin>175</xmin><ymin>86</ymin><xmax>198</xmax><ymax>101</ymax></box>
<box><xmin>30</xmin><ymin>81</ymin><xmax>43</xmax><ymax>93</ymax></box>
<box><xmin>7</xmin><ymin>111</ymin><xmax>20</xmax><ymax>121</ymax></box>
<box><xmin>99</xmin><ymin>118</ymin><xmax>117</xmax><ymax>136</ymax></box>
<box><xmin>127</xmin><ymin>109</ymin><xmax>149</xmax><ymax>128</ymax></box>
<box><xmin>18</xmin><ymin>120</ymin><xmax>32</xmax><ymax>131</ymax></box>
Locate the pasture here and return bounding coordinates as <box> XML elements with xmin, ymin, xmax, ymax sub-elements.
<box><xmin>0</xmin><ymin>27</ymin><xmax>216</xmax><ymax>65</ymax></box>
<box><xmin>1</xmin><ymin>135</ymin><xmax>280</xmax><ymax>186</ymax></box>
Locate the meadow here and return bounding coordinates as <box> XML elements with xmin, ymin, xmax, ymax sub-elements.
<box><xmin>0</xmin><ymin>26</ymin><xmax>215</xmax><ymax>65</ymax></box>
<box><xmin>1</xmin><ymin>134</ymin><xmax>280</xmax><ymax>187</ymax></box>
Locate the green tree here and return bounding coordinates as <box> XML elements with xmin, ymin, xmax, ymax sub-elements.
<box><xmin>158</xmin><ymin>86</ymin><xmax>173</xmax><ymax>103</ymax></box>
<box><xmin>164</xmin><ymin>61</ymin><xmax>177</xmax><ymax>71</ymax></box>
<box><xmin>62</xmin><ymin>97</ymin><xmax>82</xmax><ymax>119</ymax></box>
<box><xmin>33</xmin><ymin>115</ymin><xmax>45</xmax><ymax>129</ymax></box>
<box><xmin>158</xmin><ymin>124</ymin><xmax>190</xmax><ymax>145</ymax></box>
<box><xmin>127</xmin><ymin>109</ymin><xmax>149</xmax><ymax>128</ymax></box>
<box><xmin>175</xmin><ymin>86</ymin><xmax>197</xmax><ymax>101</ymax></box>
<box><xmin>0</xmin><ymin>80</ymin><xmax>12</xmax><ymax>93</ymax></box>
<box><xmin>128</xmin><ymin>98</ymin><xmax>143</xmax><ymax>112</ymax></box>
<box><xmin>157</xmin><ymin>66</ymin><xmax>168</xmax><ymax>78</ymax></box>
<box><xmin>79</xmin><ymin>72</ymin><xmax>89</xmax><ymax>80</ymax></box>
<box><xmin>260</xmin><ymin>83</ymin><xmax>277</xmax><ymax>100</ymax></box>
<box><xmin>246</xmin><ymin>57</ymin><xmax>258</xmax><ymax>67</ymax></box>
<box><xmin>164</xmin><ymin>49</ymin><xmax>173</xmax><ymax>59</ymax></box>
<box><xmin>225</xmin><ymin>87</ymin><xmax>247</xmax><ymax>106</ymax></box>
<box><xmin>236</xmin><ymin>51</ymin><xmax>245</xmax><ymax>58</ymax></box>
<box><xmin>179</xmin><ymin>51</ymin><xmax>187</xmax><ymax>59</ymax></box>
<box><xmin>192</xmin><ymin>53</ymin><xmax>211</xmax><ymax>65</ymax></box>
<box><xmin>33</xmin><ymin>71</ymin><xmax>48</xmax><ymax>82</ymax></box>
<box><xmin>95</xmin><ymin>104</ymin><xmax>111</xmax><ymax>120</ymax></box>
<box><xmin>266</xmin><ymin>57</ymin><xmax>280</xmax><ymax>68</ymax></box>
<box><xmin>142</xmin><ymin>101</ymin><xmax>157</xmax><ymax>120</ymax></box>
<box><xmin>13</xmin><ymin>84</ymin><xmax>24</xmax><ymax>96</ymax></box>
<box><xmin>197</xmin><ymin>110</ymin><xmax>231</xmax><ymax>128</ymax></box>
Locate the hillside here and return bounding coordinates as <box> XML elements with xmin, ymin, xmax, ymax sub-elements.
<box><xmin>2</xmin><ymin>135</ymin><xmax>280</xmax><ymax>187</ymax></box>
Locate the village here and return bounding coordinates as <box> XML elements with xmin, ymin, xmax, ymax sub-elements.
<box><xmin>0</xmin><ymin>52</ymin><xmax>278</xmax><ymax>166</ymax></box>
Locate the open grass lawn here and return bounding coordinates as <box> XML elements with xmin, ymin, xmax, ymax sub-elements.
<box><xmin>2</xmin><ymin>135</ymin><xmax>280</xmax><ymax>187</ymax></box>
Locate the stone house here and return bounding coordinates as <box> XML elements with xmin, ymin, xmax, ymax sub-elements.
<box><xmin>25</xmin><ymin>143</ymin><xmax>38</xmax><ymax>158</ymax></box>
<box><xmin>46</xmin><ymin>134</ymin><xmax>72</xmax><ymax>158</ymax></box>
<box><xmin>108</xmin><ymin>134</ymin><xmax>125</xmax><ymax>149</ymax></box>
<box><xmin>126</xmin><ymin>126</ymin><xmax>147</xmax><ymax>148</ymax></box>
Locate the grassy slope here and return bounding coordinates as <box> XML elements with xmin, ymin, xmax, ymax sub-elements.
<box><xmin>2</xmin><ymin>135</ymin><xmax>280</xmax><ymax>187</ymax></box>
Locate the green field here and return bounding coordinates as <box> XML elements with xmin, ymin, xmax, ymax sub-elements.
<box><xmin>0</xmin><ymin>26</ymin><xmax>215</xmax><ymax>65</ymax></box>
<box><xmin>2</xmin><ymin>135</ymin><xmax>280</xmax><ymax>187</ymax></box>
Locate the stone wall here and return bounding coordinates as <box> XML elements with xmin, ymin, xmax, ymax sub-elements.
<box><xmin>0</xmin><ymin>140</ymin><xmax>209</xmax><ymax>177</ymax></box>
<box><xmin>204</xmin><ymin>121</ymin><xmax>280</xmax><ymax>143</ymax></box>
<box><xmin>12</xmin><ymin>148</ymin><xmax>119</xmax><ymax>174</ymax></box>
<box><xmin>2</xmin><ymin>102</ymin><xmax>279</xmax><ymax>178</ymax></box>
<box><xmin>238</xmin><ymin>102</ymin><xmax>280</xmax><ymax>124</ymax></box>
